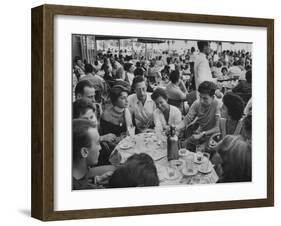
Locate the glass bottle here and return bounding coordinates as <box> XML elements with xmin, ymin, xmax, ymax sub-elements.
<box><xmin>167</xmin><ymin>125</ymin><xmax>179</xmax><ymax>161</ymax></box>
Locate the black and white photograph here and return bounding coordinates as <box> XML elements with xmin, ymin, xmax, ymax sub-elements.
<box><xmin>72</xmin><ymin>34</ymin><xmax>252</xmax><ymax>190</ymax></box>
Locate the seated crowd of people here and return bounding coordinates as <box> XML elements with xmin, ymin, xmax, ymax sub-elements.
<box><xmin>72</xmin><ymin>41</ymin><xmax>252</xmax><ymax>189</ymax></box>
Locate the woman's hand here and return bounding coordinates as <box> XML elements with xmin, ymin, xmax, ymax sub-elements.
<box><xmin>115</xmin><ymin>133</ymin><xmax>127</xmax><ymax>144</ymax></box>
<box><xmin>100</xmin><ymin>133</ymin><xmax>117</xmax><ymax>143</ymax></box>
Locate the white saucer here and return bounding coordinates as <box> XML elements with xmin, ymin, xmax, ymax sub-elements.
<box><xmin>119</xmin><ymin>142</ymin><xmax>134</xmax><ymax>150</ymax></box>
<box><xmin>198</xmin><ymin>163</ymin><xmax>212</xmax><ymax>174</ymax></box>
<box><xmin>182</xmin><ymin>167</ymin><xmax>198</xmax><ymax>176</ymax></box>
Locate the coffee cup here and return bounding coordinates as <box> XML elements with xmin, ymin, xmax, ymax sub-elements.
<box><xmin>196</xmin><ymin>152</ymin><xmax>203</xmax><ymax>162</ymax></box>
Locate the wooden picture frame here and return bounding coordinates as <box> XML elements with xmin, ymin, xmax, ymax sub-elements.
<box><xmin>31</xmin><ymin>4</ymin><xmax>274</xmax><ymax>221</ymax></box>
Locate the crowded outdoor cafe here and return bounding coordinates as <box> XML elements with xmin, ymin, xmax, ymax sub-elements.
<box><xmin>72</xmin><ymin>35</ymin><xmax>252</xmax><ymax>190</ymax></box>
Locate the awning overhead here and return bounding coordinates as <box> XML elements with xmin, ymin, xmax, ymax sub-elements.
<box><xmin>137</xmin><ymin>38</ymin><xmax>166</xmax><ymax>43</ymax></box>
<box><xmin>93</xmin><ymin>35</ymin><xmax>133</xmax><ymax>40</ymax></box>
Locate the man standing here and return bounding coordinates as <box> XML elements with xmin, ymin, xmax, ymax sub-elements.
<box><xmin>189</xmin><ymin>46</ymin><xmax>197</xmax><ymax>63</ymax></box>
<box><xmin>128</xmin><ymin>76</ymin><xmax>156</xmax><ymax>132</ymax></box>
<box><xmin>194</xmin><ymin>41</ymin><xmax>213</xmax><ymax>91</ymax></box>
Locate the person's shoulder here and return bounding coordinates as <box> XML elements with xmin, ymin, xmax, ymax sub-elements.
<box><xmin>220</xmin><ymin>134</ymin><xmax>237</xmax><ymax>146</ymax></box>
<box><xmin>212</xmin><ymin>97</ymin><xmax>221</xmax><ymax>106</ymax></box>
<box><xmin>154</xmin><ymin>108</ymin><xmax>162</xmax><ymax>115</ymax></box>
<box><xmin>165</xmin><ymin>83</ymin><xmax>178</xmax><ymax>93</ymax></box>
<box><xmin>90</xmin><ymin>75</ymin><xmax>103</xmax><ymax>84</ymax></box>
<box><xmin>196</xmin><ymin>53</ymin><xmax>205</xmax><ymax>59</ymax></box>
<box><xmin>102</xmin><ymin>105</ymin><xmax>113</xmax><ymax>118</ymax></box>
<box><xmin>79</xmin><ymin>74</ymin><xmax>91</xmax><ymax>80</ymax></box>
<box><xmin>223</xmin><ymin>134</ymin><xmax>244</xmax><ymax>144</ymax></box>
<box><xmin>165</xmin><ymin>82</ymin><xmax>172</xmax><ymax>90</ymax></box>
<box><xmin>94</xmin><ymin>74</ymin><xmax>104</xmax><ymax>81</ymax></box>
<box><xmin>170</xmin><ymin>105</ymin><xmax>182</xmax><ymax>115</ymax></box>
<box><xmin>228</xmin><ymin>135</ymin><xmax>249</xmax><ymax>150</ymax></box>
<box><xmin>124</xmin><ymin>107</ymin><xmax>132</xmax><ymax>119</ymax></box>
<box><xmin>128</xmin><ymin>93</ymin><xmax>137</xmax><ymax>102</ymax></box>
<box><xmin>191</xmin><ymin>99</ymin><xmax>200</xmax><ymax>108</ymax></box>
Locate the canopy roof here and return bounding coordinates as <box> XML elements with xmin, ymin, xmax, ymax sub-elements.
<box><xmin>81</xmin><ymin>35</ymin><xmax>166</xmax><ymax>43</ymax></box>
<box><xmin>137</xmin><ymin>38</ymin><xmax>166</xmax><ymax>43</ymax></box>
<box><xmin>94</xmin><ymin>35</ymin><xmax>132</xmax><ymax>40</ymax></box>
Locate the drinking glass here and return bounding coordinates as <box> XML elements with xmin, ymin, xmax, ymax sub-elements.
<box><xmin>186</xmin><ymin>154</ymin><xmax>194</xmax><ymax>170</ymax></box>
<box><xmin>195</xmin><ymin>151</ymin><xmax>204</xmax><ymax>162</ymax></box>
<box><xmin>200</xmin><ymin>160</ymin><xmax>210</xmax><ymax>173</ymax></box>
<box><xmin>155</xmin><ymin>125</ymin><xmax>163</xmax><ymax>145</ymax></box>
<box><xmin>128</xmin><ymin>125</ymin><xmax>135</xmax><ymax>138</ymax></box>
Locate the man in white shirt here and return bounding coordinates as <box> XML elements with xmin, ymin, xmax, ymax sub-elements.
<box><xmin>194</xmin><ymin>41</ymin><xmax>213</xmax><ymax>91</ymax></box>
<box><xmin>128</xmin><ymin>76</ymin><xmax>156</xmax><ymax>132</ymax></box>
<box><xmin>189</xmin><ymin>47</ymin><xmax>198</xmax><ymax>63</ymax></box>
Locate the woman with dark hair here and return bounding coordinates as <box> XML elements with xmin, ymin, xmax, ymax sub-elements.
<box><xmin>108</xmin><ymin>153</ymin><xmax>159</xmax><ymax>188</ymax></box>
<box><xmin>100</xmin><ymin>85</ymin><xmax>132</xmax><ymax>141</ymax></box>
<box><xmin>220</xmin><ymin>92</ymin><xmax>245</xmax><ymax>138</ymax></box>
<box><xmin>213</xmin><ymin>115</ymin><xmax>252</xmax><ymax>183</ymax></box>
<box><xmin>98</xmin><ymin>85</ymin><xmax>133</xmax><ymax>164</ymax></box>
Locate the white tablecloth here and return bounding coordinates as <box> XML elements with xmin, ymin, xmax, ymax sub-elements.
<box><xmin>109</xmin><ymin>132</ymin><xmax>218</xmax><ymax>186</ymax></box>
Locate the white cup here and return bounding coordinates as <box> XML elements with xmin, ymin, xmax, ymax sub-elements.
<box><xmin>195</xmin><ymin>152</ymin><xmax>204</xmax><ymax>162</ymax></box>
